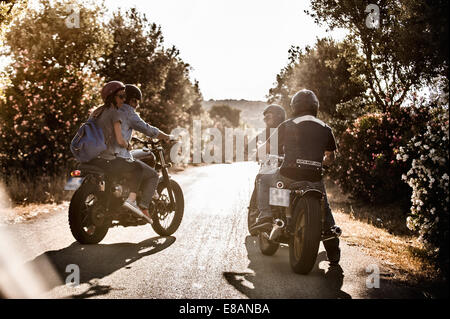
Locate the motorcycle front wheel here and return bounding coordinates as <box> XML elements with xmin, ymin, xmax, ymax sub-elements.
<box><xmin>151</xmin><ymin>179</ymin><xmax>184</xmax><ymax>236</ymax></box>
<box><xmin>289</xmin><ymin>194</ymin><xmax>322</xmax><ymax>274</ymax></box>
<box><xmin>68</xmin><ymin>182</ymin><xmax>109</xmax><ymax>244</ymax></box>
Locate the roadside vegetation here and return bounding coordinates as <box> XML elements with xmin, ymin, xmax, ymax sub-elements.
<box><xmin>0</xmin><ymin>0</ymin><xmax>448</xmax><ymax>286</ymax></box>
<box><xmin>268</xmin><ymin>1</ymin><xmax>449</xmax><ymax>279</ymax></box>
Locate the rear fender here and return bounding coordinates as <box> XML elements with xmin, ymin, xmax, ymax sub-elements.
<box><xmin>289</xmin><ymin>181</ymin><xmax>324</xmax><ymax>200</ymax></box>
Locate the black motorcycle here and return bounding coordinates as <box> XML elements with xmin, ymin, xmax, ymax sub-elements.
<box><xmin>64</xmin><ymin>138</ymin><xmax>184</xmax><ymax>244</ymax></box>
<box><xmin>248</xmin><ymin>158</ymin><xmax>340</xmax><ymax>274</ymax></box>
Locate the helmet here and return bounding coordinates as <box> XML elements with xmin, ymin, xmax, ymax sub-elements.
<box><xmin>290</xmin><ymin>89</ymin><xmax>319</xmax><ymax>116</ymax></box>
<box><xmin>125</xmin><ymin>84</ymin><xmax>142</xmax><ymax>101</ymax></box>
<box><xmin>263</xmin><ymin>104</ymin><xmax>286</xmax><ymax>125</ymax></box>
<box><xmin>101</xmin><ymin>81</ymin><xmax>125</xmax><ymax>102</ymax></box>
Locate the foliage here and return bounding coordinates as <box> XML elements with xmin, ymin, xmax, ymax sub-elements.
<box><xmin>307</xmin><ymin>0</ymin><xmax>449</xmax><ymax>112</ymax></box>
<box><xmin>97</xmin><ymin>8</ymin><xmax>203</xmax><ymax>134</ymax></box>
<box><xmin>0</xmin><ymin>0</ymin><xmax>27</xmax><ymax>34</ymax></box>
<box><xmin>330</xmin><ymin>104</ymin><xmax>431</xmax><ymax>204</ymax></box>
<box><xmin>268</xmin><ymin>38</ymin><xmax>364</xmax><ymax>116</ymax></box>
<box><xmin>208</xmin><ymin>104</ymin><xmax>241</xmax><ymax>128</ymax></box>
<box><xmin>398</xmin><ymin>107</ymin><xmax>449</xmax><ymax>274</ymax></box>
<box><xmin>0</xmin><ymin>0</ymin><xmax>108</xmax><ymax>178</ymax></box>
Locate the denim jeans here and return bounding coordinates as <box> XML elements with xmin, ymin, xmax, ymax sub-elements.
<box><xmin>135</xmin><ymin>159</ymin><xmax>159</xmax><ymax>209</ymax></box>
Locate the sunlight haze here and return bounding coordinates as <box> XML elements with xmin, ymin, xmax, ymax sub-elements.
<box><xmin>104</xmin><ymin>0</ymin><xmax>346</xmax><ymax>101</ymax></box>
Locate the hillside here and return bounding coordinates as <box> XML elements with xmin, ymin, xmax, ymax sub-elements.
<box><xmin>202</xmin><ymin>99</ymin><xmax>267</xmax><ymax>128</ymax></box>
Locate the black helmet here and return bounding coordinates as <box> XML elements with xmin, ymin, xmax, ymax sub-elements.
<box><xmin>125</xmin><ymin>84</ymin><xmax>142</xmax><ymax>101</ymax></box>
<box><xmin>290</xmin><ymin>89</ymin><xmax>319</xmax><ymax>116</ymax></box>
<box><xmin>263</xmin><ymin>104</ymin><xmax>286</xmax><ymax>125</ymax></box>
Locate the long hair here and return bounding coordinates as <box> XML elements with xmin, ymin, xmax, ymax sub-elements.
<box><xmin>91</xmin><ymin>90</ymin><xmax>121</xmax><ymax>119</ymax></box>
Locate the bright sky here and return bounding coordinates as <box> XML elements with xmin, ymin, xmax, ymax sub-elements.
<box><xmin>103</xmin><ymin>0</ymin><xmax>346</xmax><ymax>101</ymax></box>
<box><xmin>0</xmin><ymin>0</ymin><xmax>346</xmax><ymax>100</ymax></box>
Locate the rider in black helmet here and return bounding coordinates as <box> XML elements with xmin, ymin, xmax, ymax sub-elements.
<box><xmin>247</xmin><ymin>104</ymin><xmax>286</xmax><ymax>235</ymax></box>
<box><xmin>250</xmin><ymin>89</ymin><xmax>341</xmax><ymax>267</ymax></box>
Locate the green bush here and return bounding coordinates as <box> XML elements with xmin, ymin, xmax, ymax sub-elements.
<box><xmin>398</xmin><ymin>107</ymin><xmax>449</xmax><ymax>273</ymax></box>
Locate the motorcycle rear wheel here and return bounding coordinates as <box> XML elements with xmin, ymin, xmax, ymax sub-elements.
<box><xmin>151</xmin><ymin>179</ymin><xmax>184</xmax><ymax>236</ymax></box>
<box><xmin>68</xmin><ymin>183</ymin><xmax>109</xmax><ymax>244</ymax></box>
<box><xmin>247</xmin><ymin>188</ymin><xmax>258</xmax><ymax>236</ymax></box>
<box><xmin>289</xmin><ymin>195</ymin><xmax>322</xmax><ymax>274</ymax></box>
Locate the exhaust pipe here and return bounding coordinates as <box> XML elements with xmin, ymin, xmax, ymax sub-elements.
<box><xmin>269</xmin><ymin>219</ymin><xmax>285</xmax><ymax>241</ymax></box>
<box><xmin>122</xmin><ymin>201</ymin><xmax>153</xmax><ymax>224</ymax></box>
<box><xmin>322</xmin><ymin>226</ymin><xmax>342</xmax><ymax>241</ymax></box>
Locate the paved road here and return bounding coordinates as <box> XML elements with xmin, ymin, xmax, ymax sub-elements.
<box><xmin>1</xmin><ymin>162</ymin><xmax>421</xmax><ymax>298</ymax></box>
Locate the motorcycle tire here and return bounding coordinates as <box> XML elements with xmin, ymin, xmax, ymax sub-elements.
<box><xmin>68</xmin><ymin>182</ymin><xmax>109</xmax><ymax>244</ymax></box>
<box><xmin>289</xmin><ymin>194</ymin><xmax>322</xmax><ymax>274</ymax></box>
<box><xmin>151</xmin><ymin>179</ymin><xmax>184</xmax><ymax>236</ymax></box>
<box><xmin>247</xmin><ymin>188</ymin><xmax>258</xmax><ymax>236</ymax></box>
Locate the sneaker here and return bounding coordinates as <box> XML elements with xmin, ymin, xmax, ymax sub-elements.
<box><xmin>249</xmin><ymin>217</ymin><xmax>273</xmax><ymax>234</ymax></box>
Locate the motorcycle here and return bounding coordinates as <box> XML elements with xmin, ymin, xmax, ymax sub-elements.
<box><xmin>64</xmin><ymin>137</ymin><xmax>184</xmax><ymax>244</ymax></box>
<box><xmin>248</xmin><ymin>156</ymin><xmax>341</xmax><ymax>274</ymax></box>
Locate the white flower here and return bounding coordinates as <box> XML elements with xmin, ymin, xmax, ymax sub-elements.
<box><xmin>406</xmin><ymin>216</ymin><xmax>415</xmax><ymax>230</ymax></box>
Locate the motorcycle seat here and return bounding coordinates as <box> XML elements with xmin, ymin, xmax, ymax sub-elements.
<box><xmin>79</xmin><ymin>164</ymin><xmax>105</xmax><ymax>176</ymax></box>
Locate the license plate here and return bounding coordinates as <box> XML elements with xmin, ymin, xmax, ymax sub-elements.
<box><xmin>64</xmin><ymin>177</ymin><xmax>84</xmax><ymax>191</ymax></box>
<box><xmin>269</xmin><ymin>187</ymin><xmax>291</xmax><ymax>207</ymax></box>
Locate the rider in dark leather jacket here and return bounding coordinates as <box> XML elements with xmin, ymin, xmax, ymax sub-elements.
<box><xmin>250</xmin><ymin>90</ymin><xmax>341</xmax><ymax>266</ymax></box>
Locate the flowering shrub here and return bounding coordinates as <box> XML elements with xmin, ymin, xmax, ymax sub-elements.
<box><xmin>331</xmin><ymin>105</ymin><xmax>431</xmax><ymax>203</ymax></box>
<box><xmin>398</xmin><ymin>107</ymin><xmax>449</xmax><ymax>270</ymax></box>
<box><xmin>0</xmin><ymin>57</ymin><xmax>102</xmax><ymax>178</ymax></box>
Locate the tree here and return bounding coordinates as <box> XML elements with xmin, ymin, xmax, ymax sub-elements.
<box><xmin>209</xmin><ymin>104</ymin><xmax>241</xmax><ymax>127</ymax></box>
<box><xmin>268</xmin><ymin>38</ymin><xmax>365</xmax><ymax>116</ymax></box>
<box><xmin>97</xmin><ymin>8</ymin><xmax>203</xmax><ymax>133</ymax></box>
<box><xmin>306</xmin><ymin>0</ymin><xmax>449</xmax><ymax>112</ymax></box>
<box><xmin>0</xmin><ymin>0</ymin><xmax>26</xmax><ymax>32</ymax></box>
<box><xmin>0</xmin><ymin>0</ymin><xmax>109</xmax><ymax>177</ymax></box>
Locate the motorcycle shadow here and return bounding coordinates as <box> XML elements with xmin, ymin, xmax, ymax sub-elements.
<box><xmin>223</xmin><ymin>235</ymin><xmax>351</xmax><ymax>299</ymax></box>
<box><xmin>26</xmin><ymin>236</ymin><xmax>175</xmax><ymax>298</ymax></box>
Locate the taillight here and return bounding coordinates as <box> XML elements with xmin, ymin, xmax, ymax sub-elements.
<box><xmin>70</xmin><ymin>170</ymin><xmax>81</xmax><ymax>177</ymax></box>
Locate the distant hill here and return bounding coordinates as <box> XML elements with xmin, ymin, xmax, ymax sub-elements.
<box><xmin>202</xmin><ymin>99</ymin><xmax>267</xmax><ymax>128</ymax></box>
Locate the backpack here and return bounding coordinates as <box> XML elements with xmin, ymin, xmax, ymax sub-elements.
<box><xmin>70</xmin><ymin>118</ymin><xmax>107</xmax><ymax>163</ymax></box>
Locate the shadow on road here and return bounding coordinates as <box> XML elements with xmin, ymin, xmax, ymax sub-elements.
<box><xmin>26</xmin><ymin>236</ymin><xmax>175</xmax><ymax>298</ymax></box>
<box><xmin>224</xmin><ymin>236</ymin><xmax>351</xmax><ymax>299</ymax></box>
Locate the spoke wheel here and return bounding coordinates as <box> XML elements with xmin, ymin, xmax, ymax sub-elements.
<box><xmin>69</xmin><ymin>182</ymin><xmax>109</xmax><ymax>244</ymax></box>
<box><xmin>151</xmin><ymin>179</ymin><xmax>184</xmax><ymax>236</ymax></box>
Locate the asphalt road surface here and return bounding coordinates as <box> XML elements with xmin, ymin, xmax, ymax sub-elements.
<box><xmin>1</xmin><ymin>162</ymin><xmax>421</xmax><ymax>298</ymax></box>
